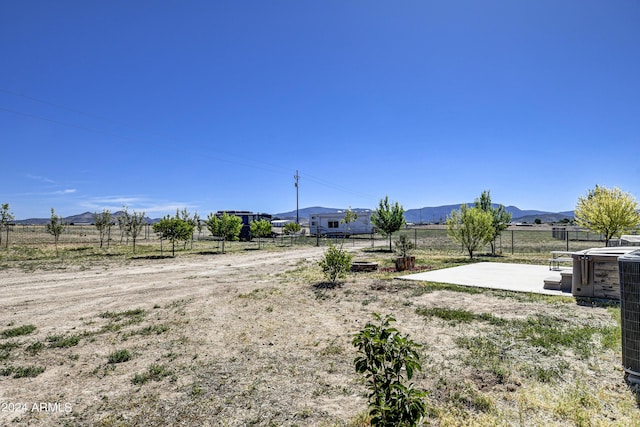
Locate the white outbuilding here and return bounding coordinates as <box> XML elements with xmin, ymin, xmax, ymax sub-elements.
<box><xmin>309</xmin><ymin>210</ymin><xmax>373</xmax><ymax>236</ymax></box>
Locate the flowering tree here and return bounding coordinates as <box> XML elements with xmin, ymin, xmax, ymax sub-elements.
<box><xmin>446</xmin><ymin>204</ymin><xmax>493</xmax><ymax>259</ymax></box>
<box><xmin>575</xmin><ymin>185</ymin><xmax>640</xmax><ymax>246</ymax></box>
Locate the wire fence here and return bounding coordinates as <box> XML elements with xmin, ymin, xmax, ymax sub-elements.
<box><xmin>2</xmin><ymin>224</ymin><xmax>608</xmax><ymax>255</ymax></box>
<box><xmin>312</xmin><ymin>226</ymin><xmax>605</xmax><ymax>254</ymax></box>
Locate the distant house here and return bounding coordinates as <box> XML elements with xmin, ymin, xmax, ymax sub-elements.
<box><xmin>271</xmin><ymin>219</ymin><xmax>293</xmax><ymax>228</ymax></box>
<box><xmin>215</xmin><ymin>211</ymin><xmax>272</xmax><ymax>241</ymax></box>
<box><xmin>618</xmin><ymin>235</ymin><xmax>640</xmax><ymax>246</ymax></box>
<box><xmin>309</xmin><ymin>211</ymin><xmax>373</xmax><ymax>236</ymax></box>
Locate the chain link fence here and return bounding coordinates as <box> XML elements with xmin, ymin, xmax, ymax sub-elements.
<box><xmin>3</xmin><ymin>223</ymin><xmax>609</xmax><ymax>255</ymax></box>
<box><xmin>310</xmin><ymin>225</ymin><xmax>606</xmax><ymax>254</ymax></box>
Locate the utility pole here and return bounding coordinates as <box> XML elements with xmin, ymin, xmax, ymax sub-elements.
<box><xmin>294</xmin><ymin>170</ymin><xmax>300</xmax><ymax>224</ymax></box>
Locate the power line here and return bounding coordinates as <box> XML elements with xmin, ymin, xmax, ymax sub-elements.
<box><xmin>0</xmin><ymin>88</ymin><xmax>123</xmax><ymax>126</ymax></box>
<box><xmin>299</xmin><ymin>171</ymin><xmax>375</xmax><ymax>200</ymax></box>
<box><xmin>0</xmin><ymin>106</ymin><xmax>132</xmax><ymax>142</ymax></box>
<box><xmin>1</xmin><ymin>89</ymin><xmax>374</xmax><ymax>203</ymax></box>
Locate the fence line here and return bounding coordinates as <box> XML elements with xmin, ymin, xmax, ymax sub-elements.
<box><xmin>3</xmin><ymin>224</ymin><xmax>609</xmax><ymax>255</ymax></box>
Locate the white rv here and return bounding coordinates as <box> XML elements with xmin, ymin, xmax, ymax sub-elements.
<box><xmin>309</xmin><ymin>211</ymin><xmax>373</xmax><ymax>236</ymax></box>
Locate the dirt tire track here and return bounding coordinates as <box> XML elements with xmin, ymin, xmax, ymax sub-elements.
<box><xmin>0</xmin><ymin>247</ymin><xmax>326</xmax><ymax>334</ymax></box>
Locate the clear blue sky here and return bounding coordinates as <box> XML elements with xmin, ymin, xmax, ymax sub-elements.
<box><xmin>2</xmin><ymin>1</ymin><xmax>639</xmax><ymax>219</ymax></box>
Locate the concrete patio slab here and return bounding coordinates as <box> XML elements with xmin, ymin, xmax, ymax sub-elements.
<box><xmin>397</xmin><ymin>262</ymin><xmax>573</xmax><ymax>296</ymax></box>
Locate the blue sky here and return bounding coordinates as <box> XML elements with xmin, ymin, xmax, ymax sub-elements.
<box><xmin>2</xmin><ymin>1</ymin><xmax>639</xmax><ymax>219</ymax></box>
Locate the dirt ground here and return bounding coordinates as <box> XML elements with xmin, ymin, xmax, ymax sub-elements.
<box><xmin>0</xmin><ymin>245</ymin><xmax>637</xmax><ymax>426</ymax></box>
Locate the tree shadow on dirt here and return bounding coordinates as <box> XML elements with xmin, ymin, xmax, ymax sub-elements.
<box><xmin>312</xmin><ymin>282</ymin><xmax>344</xmax><ymax>300</ymax></box>
<box><xmin>68</xmin><ymin>246</ymin><xmax>93</xmax><ymax>252</ymax></box>
<box><xmin>361</xmin><ymin>247</ymin><xmax>393</xmax><ymax>254</ymax></box>
<box><xmin>313</xmin><ymin>281</ymin><xmax>343</xmax><ymax>290</ymax></box>
<box><xmin>131</xmin><ymin>255</ymin><xmax>174</xmax><ymax>260</ymax></box>
<box><xmin>196</xmin><ymin>251</ymin><xmax>221</xmax><ymax>256</ymax></box>
<box><xmin>442</xmin><ymin>257</ymin><xmax>481</xmax><ymax>265</ymax></box>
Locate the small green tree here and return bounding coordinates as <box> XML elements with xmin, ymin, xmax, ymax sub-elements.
<box><xmin>353</xmin><ymin>313</ymin><xmax>427</xmax><ymax>426</ymax></box>
<box><xmin>127</xmin><ymin>210</ymin><xmax>146</xmax><ymax>254</ymax></box>
<box><xmin>371</xmin><ymin>196</ymin><xmax>406</xmax><ymax>251</ymax></box>
<box><xmin>394</xmin><ymin>234</ymin><xmax>414</xmax><ymax>258</ymax></box>
<box><xmin>93</xmin><ymin>209</ymin><xmax>113</xmax><ymax>248</ymax></box>
<box><xmin>446</xmin><ymin>204</ymin><xmax>493</xmax><ymax>259</ymax></box>
<box><xmin>178</xmin><ymin>208</ymin><xmax>198</xmax><ymax>249</ymax></box>
<box><xmin>204</xmin><ymin>212</ymin><xmax>243</xmax><ymax>253</ymax></box>
<box><xmin>153</xmin><ymin>215</ymin><xmax>194</xmax><ymax>256</ymax></box>
<box><xmin>0</xmin><ymin>203</ymin><xmax>15</xmax><ymax>249</ymax></box>
<box><xmin>45</xmin><ymin>208</ymin><xmax>66</xmax><ymax>256</ymax></box>
<box><xmin>474</xmin><ymin>190</ymin><xmax>512</xmax><ymax>255</ymax></box>
<box><xmin>318</xmin><ymin>244</ymin><xmax>353</xmax><ymax>285</ymax></box>
<box><xmin>340</xmin><ymin>207</ymin><xmax>358</xmax><ymax>247</ymax></box>
<box><xmin>193</xmin><ymin>212</ymin><xmax>202</xmax><ymax>240</ymax></box>
<box><xmin>250</xmin><ymin>219</ymin><xmax>272</xmax><ymax>249</ymax></box>
<box><xmin>117</xmin><ymin>207</ymin><xmax>130</xmax><ymax>244</ymax></box>
<box><xmin>283</xmin><ymin>222</ymin><xmax>301</xmax><ymax>235</ymax></box>
<box><xmin>575</xmin><ymin>185</ymin><xmax>640</xmax><ymax>246</ymax></box>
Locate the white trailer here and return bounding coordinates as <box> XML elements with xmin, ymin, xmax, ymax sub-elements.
<box><xmin>271</xmin><ymin>219</ymin><xmax>293</xmax><ymax>228</ymax></box>
<box><xmin>309</xmin><ymin>211</ymin><xmax>373</xmax><ymax>236</ymax></box>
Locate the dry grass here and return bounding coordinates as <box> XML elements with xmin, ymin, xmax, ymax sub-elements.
<box><xmin>0</xmin><ymin>235</ymin><xmax>637</xmax><ymax>426</ymax></box>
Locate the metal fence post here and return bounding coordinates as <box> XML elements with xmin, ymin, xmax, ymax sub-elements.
<box><xmin>511</xmin><ymin>229</ymin><xmax>514</xmax><ymax>254</ymax></box>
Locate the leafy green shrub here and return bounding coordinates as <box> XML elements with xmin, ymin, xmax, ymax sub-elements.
<box><xmin>26</xmin><ymin>341</ymin><xmax>45</xmax><ymax>355</ymax></box>
<box><xmin>132</xmin><ymin>364</ymin><xmax>171</xmax><ymax>385</ymax></box>
<box><xmin>47</xmin><ymin>334</ymin><xmax>80</xmax><ymax>348</ymax></box>
<box><xmin>352</xmin><ymin>313</ymin><xmax>427</xmax><ymax>426</ymax></box>
<box><xmin>99</xmin><ymin>308</ymin><xmax>146</xmax><ymax>322</ymax></box>
<box><xmin>131</xmin><ymin>324</ymin><xmax>169</xmax><ymax>336</ymax></box>
<box><xmin>108</xmin><ymin>349</ymin><xmax>132</xmax><ymax>364</ymax></box>
<box><xmin>0</xmin><ymin>342</ymin><xmax>18</xmax><ymax>360</ymax></box>
<box><xmin>1</xmin><ymin>324</ymin><xmax>36</xmax><ymax>338</ymax></box>
<box><xmin>13</xmin><ymin>365</ymin><xmax>46</xmax><ymax>378</ymax></box>
<box><xmin>1</xmin><ymin>365</ymin><xmax>45</xmax><ymax>378</ymax></box>
<box><xmin>318</xmin><ymin>244</ymin><xmax>353</xmax><ymax>284</ymax></box>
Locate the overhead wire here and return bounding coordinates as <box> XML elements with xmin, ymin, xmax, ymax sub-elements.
<box><xmin>0</xmin><ymin>88</ymin><xmax>372</xmax><ymax>200</ymax></box>
<box><xmin>0</xmin><ymin>106</ymin><xmax>133</xmax><ymax>142</ymax></box>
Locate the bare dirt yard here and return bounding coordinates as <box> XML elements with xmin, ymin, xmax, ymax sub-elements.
<box><xmin>1</xmin><ymin>244</ymin><xmax>639</xmax><ymax>426</ymax></box>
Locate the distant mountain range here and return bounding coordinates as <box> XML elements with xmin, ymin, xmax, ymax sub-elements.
<box><xmin>14</xmin><ymin>204</ymin><xmax>574</xmax><ymax>225</ymax></box>
<box><xmin>272</xmin><ymin>205</ymin><xmax>574</xmax><ymax>225</ymax></box>
<box><xmin>15</xmin><ymin>211</ymin><xmax>156</xmax><ymax>225</ymax></box>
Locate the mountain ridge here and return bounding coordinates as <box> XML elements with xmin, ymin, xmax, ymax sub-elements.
<box><xmin>274</xmin><ymin>204</ymin><xmax>573</xmax><ymax>224</ymax></box>
<box><xmin>13</xmin><ymin>205</ymin><xmax>574</xmax><ymax>225</ymax></box>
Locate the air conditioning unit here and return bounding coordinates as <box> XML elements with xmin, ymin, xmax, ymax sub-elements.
<box><xmin>618</xmin><ymin>250</ymin><xmax>640</xmax><ymax>387</ymax></box>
